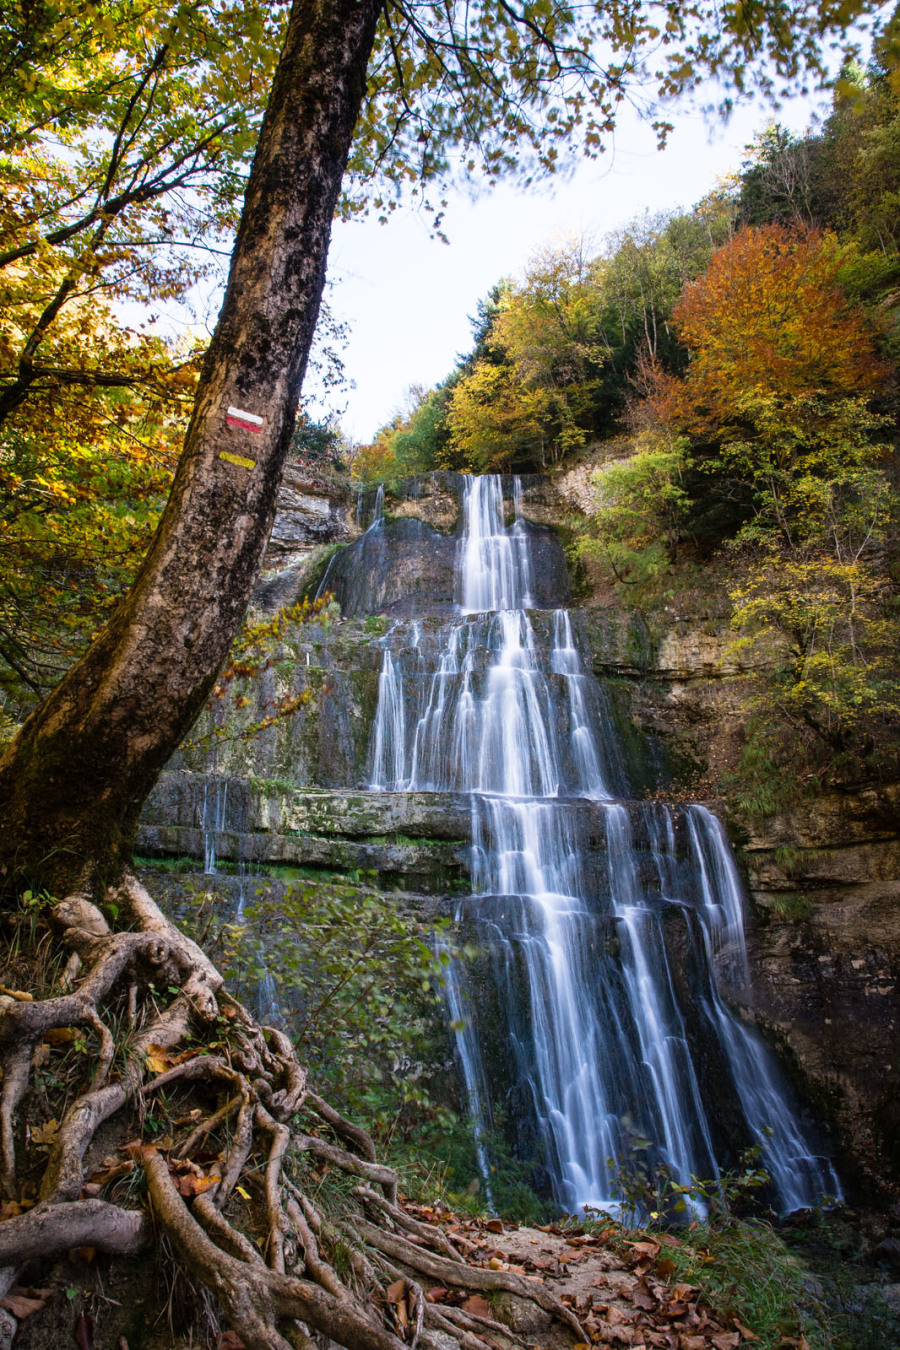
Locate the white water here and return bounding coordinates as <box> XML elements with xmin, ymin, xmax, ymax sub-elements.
<box><xmin>367</xmin><ymin>473</ymin><xmax>840</xmax><ymax>1213</ymax></box>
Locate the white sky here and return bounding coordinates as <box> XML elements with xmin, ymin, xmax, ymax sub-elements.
<box><xmin>321</xmin><ymin>87</ymin><xmax>832</xmax><ymax>444</ymax></box>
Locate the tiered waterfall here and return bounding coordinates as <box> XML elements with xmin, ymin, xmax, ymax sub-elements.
<box><xmin>366</xmin><ymin>474</ymin><xmax>840</xmax><ymax>1215</ymax></box>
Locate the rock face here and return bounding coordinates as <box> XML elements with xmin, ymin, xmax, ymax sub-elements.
<box><xmin>252</xmin><ymin>462</ymin><xmax>357</xmax><ymax>614</ymax></box>
<box><xmin>741</xmin><ymin>788</ymin><xmax>900</xmax><ymax>1192</ymax></box>
<box><xmin>141</xmin><ymin>773</ymin><xmax>472</xmax><ymax>892</ymax></box>
<box><xmin>141</xmin><ymin>465</ymin><xmax>900</xmax><ymax>1198</ymax></box>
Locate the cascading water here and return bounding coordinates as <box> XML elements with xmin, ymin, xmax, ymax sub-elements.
<box><xmin>317</xmin><ymin>483</ymin><xmax>385</xmax><ymax>602</ymax></box>
<box><xmin>367</xmin><ymin>474</ymin><xmax>840</xmax><ymax>1214</ymax></box>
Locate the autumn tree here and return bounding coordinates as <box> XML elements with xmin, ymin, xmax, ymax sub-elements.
<box><xmin>354</xmin><ymin>383</ymin><xmax>452</xmax><ymax>482</ymax></box>
<box><xmin>440</xmin><ymin>204</ymin><xmax>740</xmax><ymax>471</ymax></box>
<box><xmin>0</xmin><ymin>0</ymin><xmax>292</xmax><ymax>700</ymax></box>
<box><xmin>665</xmin><ymin>223</ymin><xmax>887</xmax><ymax>433</ymax></box>
<box><xmin>0</xmin><ymin>2</ymin><xmax>891</xmax><ymax>1347</ymax></box>
<box><xmin>445</xmin><ymin>240</ymin><xmax>608</xmax><ymax>468</ymax></box>
<box><xmin>0</xmin><ymin>288</ymin><xmax>199</xmax><ymax>706</ymax></box>
<box><xmin>600</xmin><ymin>219</ymin><xmax>898</xmax><ymax>785</ymax></box>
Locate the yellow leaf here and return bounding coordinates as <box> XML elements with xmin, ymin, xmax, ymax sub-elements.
<box><xmin>31</xmin><ymin>1118</ymin><xmax>59</xmax><ymax>1147</ymax></box>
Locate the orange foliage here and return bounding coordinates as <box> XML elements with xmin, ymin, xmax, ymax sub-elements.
<box><xmin>352</xmin><ymin>432</ymin><xmax>397</xmax><ymax>483</ymax></box>
<box><xmin>661</xmin><ymin>224</ymin><xmax>887</xmax><ymax>433</ymax></box>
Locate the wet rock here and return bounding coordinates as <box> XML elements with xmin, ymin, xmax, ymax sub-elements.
<box><xmin>869</xmin><ymin>1238</ymin><xmax>900</xmax><ymax>1272</ymax></box>
<box><xmin>489</xmin><ymin>1290</ymin><xmax>554</xmax><ymax>1336</ymax></box>
<box><xmin>138</xmin><ymin>774</ymin><xmax>474</xmax><ymax>890</ymax></box>
<box><xmin>0</xmin><ymin>1307</ymin><xmax>15</xmax><ymax>1350</ymax></box>
<box><xmin>324</xmin><ymin>517</ymin><xmax>459</xmax><ymax>618</ymax></box>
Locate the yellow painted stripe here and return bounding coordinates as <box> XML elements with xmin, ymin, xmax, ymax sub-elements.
<box><xmin>220</xmin><ymin>451</ymin><xmax>256</xmax><ymax>470</ymax></box>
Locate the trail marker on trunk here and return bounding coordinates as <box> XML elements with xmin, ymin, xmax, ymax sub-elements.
<box><xmin>226</xmin><ymin>406</ymin><xmax>264</xmax><ymax>433</ymax></box>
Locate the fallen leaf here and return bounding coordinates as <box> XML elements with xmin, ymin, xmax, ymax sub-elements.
<box><xmin>680</xmin><ymin>1339</ymin><xmax>706</xmax><ymax>1350</ymax></box>
<box><xmin>122</xmin><ymin>1141</ymin><xmax>158</xmax><ymax>1164</ymax></box>
<box><xmin>485</xmin><ymin>1219</ymin><xmax>504</xmax><ymax>1233</ymax></box>
<box><xmin>145</xmin><ymin>1044</ymin><xmax>173</xmax><ymax>1074</ymax></box>
<box><xmin>75</xmin><ymin>1310</ymin><xmax>94</xmax><ymax>1350</ymax></box>
<box><xmin>1</xmin><ymin>1287</ymin><xmax>51</xmax><ymax>1319</ymax></box>
<box><xmin>191</xmin><ymin>1175</ymin><xmax>221</xmax><ymax>1195</ymax></box>
<box><xmin>597</xmin><ymin>1327</ymin><xmax>633</xmax><ymax>1347</ymax></box>
<box><xmin>30</xmin><ymin>1118</ymin><xmax>59</xmax><ymax>1148</ymax></box>
<box><xmin>488</xmin><ymin>1257</ymin><xmax>505</xmax><ymax>1270</ymax></box>
<box><xmin>425</xmin><ymin>1288</ymin><xmax>448</xmax><ymax>1304</ymax></box>
<box><xmin>31</xmin><ymin>1044</ymin><xmax>50</xmax><ymax>1069</ymax></box>
<box><xmin>461</xmin><ymin>1295</ymin><xmax>492</xmax><ymax>1319</ymax></box>
<box><xmin>711</xmin><ymin>1336</ymin><xmax>740</xmax><ymax>1349</ymax></box>
<box><xmin>174</xmin><ymin>1109</ymin><xmax>204</xmax><ymax>1125</ymax></box>
<box><xmin>0</xmin><ymin>1200</ymin><xmax>22</xmax><ymax>1220</ymax></box>
<box><xmin>217</xmin><ymin>1333</ymin><xmax>246</xmax><ymax>1350</ymax></box>
<box><xmin>386</xmin><ymin>1280</ymin><xmax>406</xmax><ymax>1304</ymax></box>
<box><xmin>72</xmin><ymin>1246</ymin><xmax>96</xmax><ymax>1263</ymax></box>
<box><xmin>672</xmin><ymin>1285</ymin><xmax>698</xmax><ymax>1302</ymax></box>
<box><xmin>733</xmin><ymin>1322</ymin><xmax>759</xmax><ymax>1343</ymax></box>
<box><xmin>656</xmin><ymin>1258</ymin><xmax>677</xmax><ymax>1278</ymax></box>
<box><xmin>172</xmin><ymin>1166</ymin><xmax>219</xmax><ymax>1198</ymax></box>
<box><xmin>630</xmin><ymin>1279</ymin><xmax>658</xmax><ymax>1311</ymax></box>
<box><xmin>87</xmin><ymin>1160</ymin><xmax>134</xmax><ymax>1187</ymax></box>
<box><xmin>605</xmin><ymin>1307</ymin><xmax>632</xmax><ymax>1326</ymax></box>
<box><xmin>43</xmin><ymin>1027</ymin><xmax>76</xmax><ymax>1046</ymax></box>
<box><xmin>661</xmin><ymin>1302</ymin><xmax>689</xmax><ymax>1319</ymax></box>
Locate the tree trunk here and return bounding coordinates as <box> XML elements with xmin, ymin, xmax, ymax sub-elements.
<box><xmin>0</xmin><ymin>0</ymin><xmax>383</xmax><ymax>898</ymax></box>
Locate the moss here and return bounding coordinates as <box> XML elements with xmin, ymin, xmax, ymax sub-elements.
<box><xmin>135</xmin><ymin>853</ymin><xmax>207</xmax><ymax>871</ymax></box>
<box><xmin>762</xmin><ymin>892</ymin><xmax>813</xmax><ymax>920</ymax></box>
<box><xmin>248</xmin><ymin>775</ymin><xmax>301</xmax><ymax>797</ymax></box>
<box><xmin>581</xmin><ymin>608</ymin><xmax>657</xmax><ymax>672</ymax></box>
<box><xmin>361</xmin><ymin>833</ymin><xmax>468</xmax><ymax>847</ymax></box>
<box><xmin>599</xmin><ymin>678</ymin><xmax>668</xmax><ymax>793</ymax></box>
<box><xmin>300</xmin><ymin>541</ymin><xmax>344</xmax><ymax>603</ymax></box>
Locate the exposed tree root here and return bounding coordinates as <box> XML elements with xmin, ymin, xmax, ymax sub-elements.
<box><xmin>0</xmin><ymin>872</ymin><xmax>591</xmax><ymax>1350</ymax></box>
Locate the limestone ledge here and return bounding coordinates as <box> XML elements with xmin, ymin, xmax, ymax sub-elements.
<box><xmin>139</xmin><ymin>773</ymin><xmax>474</xmax><ymax>890</ymax></box>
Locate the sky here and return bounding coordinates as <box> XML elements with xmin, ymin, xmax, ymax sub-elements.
<box><xmin>319</xmin><ymin>84</ymin><xmax>834</xmax><ymax>444</ymax></box>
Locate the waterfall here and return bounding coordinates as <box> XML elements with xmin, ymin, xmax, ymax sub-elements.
<box><xmin>198</xmin><ymin>776</ymin><xmax>229</xmax><ymax>874</ymax></box>
<box><xmin>318</xmin><ymin>482</ymin><xmax>385</xmax><ymax>601</ymax></box>
<box><xmin>458</xmin><ymin>474</ymin><xmax>533</xmax><ymax>613</ymax></box>
<box><xmin>367</xmin><ymin>473</ymin><xmax>840</xmax><ymax>1214</ymax></box>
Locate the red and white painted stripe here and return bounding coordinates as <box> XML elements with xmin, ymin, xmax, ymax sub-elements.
<box><xmin>226</xmin><ymin>405</ymin><xmax>264</xmax><ymax>433</ymax></box>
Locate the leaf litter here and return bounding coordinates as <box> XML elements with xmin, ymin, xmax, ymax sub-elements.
<box><xmin>401</xmin><ymin>1202</ymin><xmax>767</xmax><ymax>1350</ymax></box>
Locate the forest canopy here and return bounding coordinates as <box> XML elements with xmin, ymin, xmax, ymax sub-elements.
<box><xmin>358</xmin><ymin>20</ymin><xmax>900</xmax><ymax>484</ymax></box>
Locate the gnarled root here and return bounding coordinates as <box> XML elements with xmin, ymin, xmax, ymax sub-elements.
<box><xmin>0</xmin><ymin>871</ymin><xmax>587</xmax><ymax>1350</ymax></box>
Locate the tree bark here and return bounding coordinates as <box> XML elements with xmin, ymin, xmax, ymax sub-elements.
<box><xmin>0</xmin><ymin>0</ymin><xmax>384</xmax><ymax>897</ymax></box>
